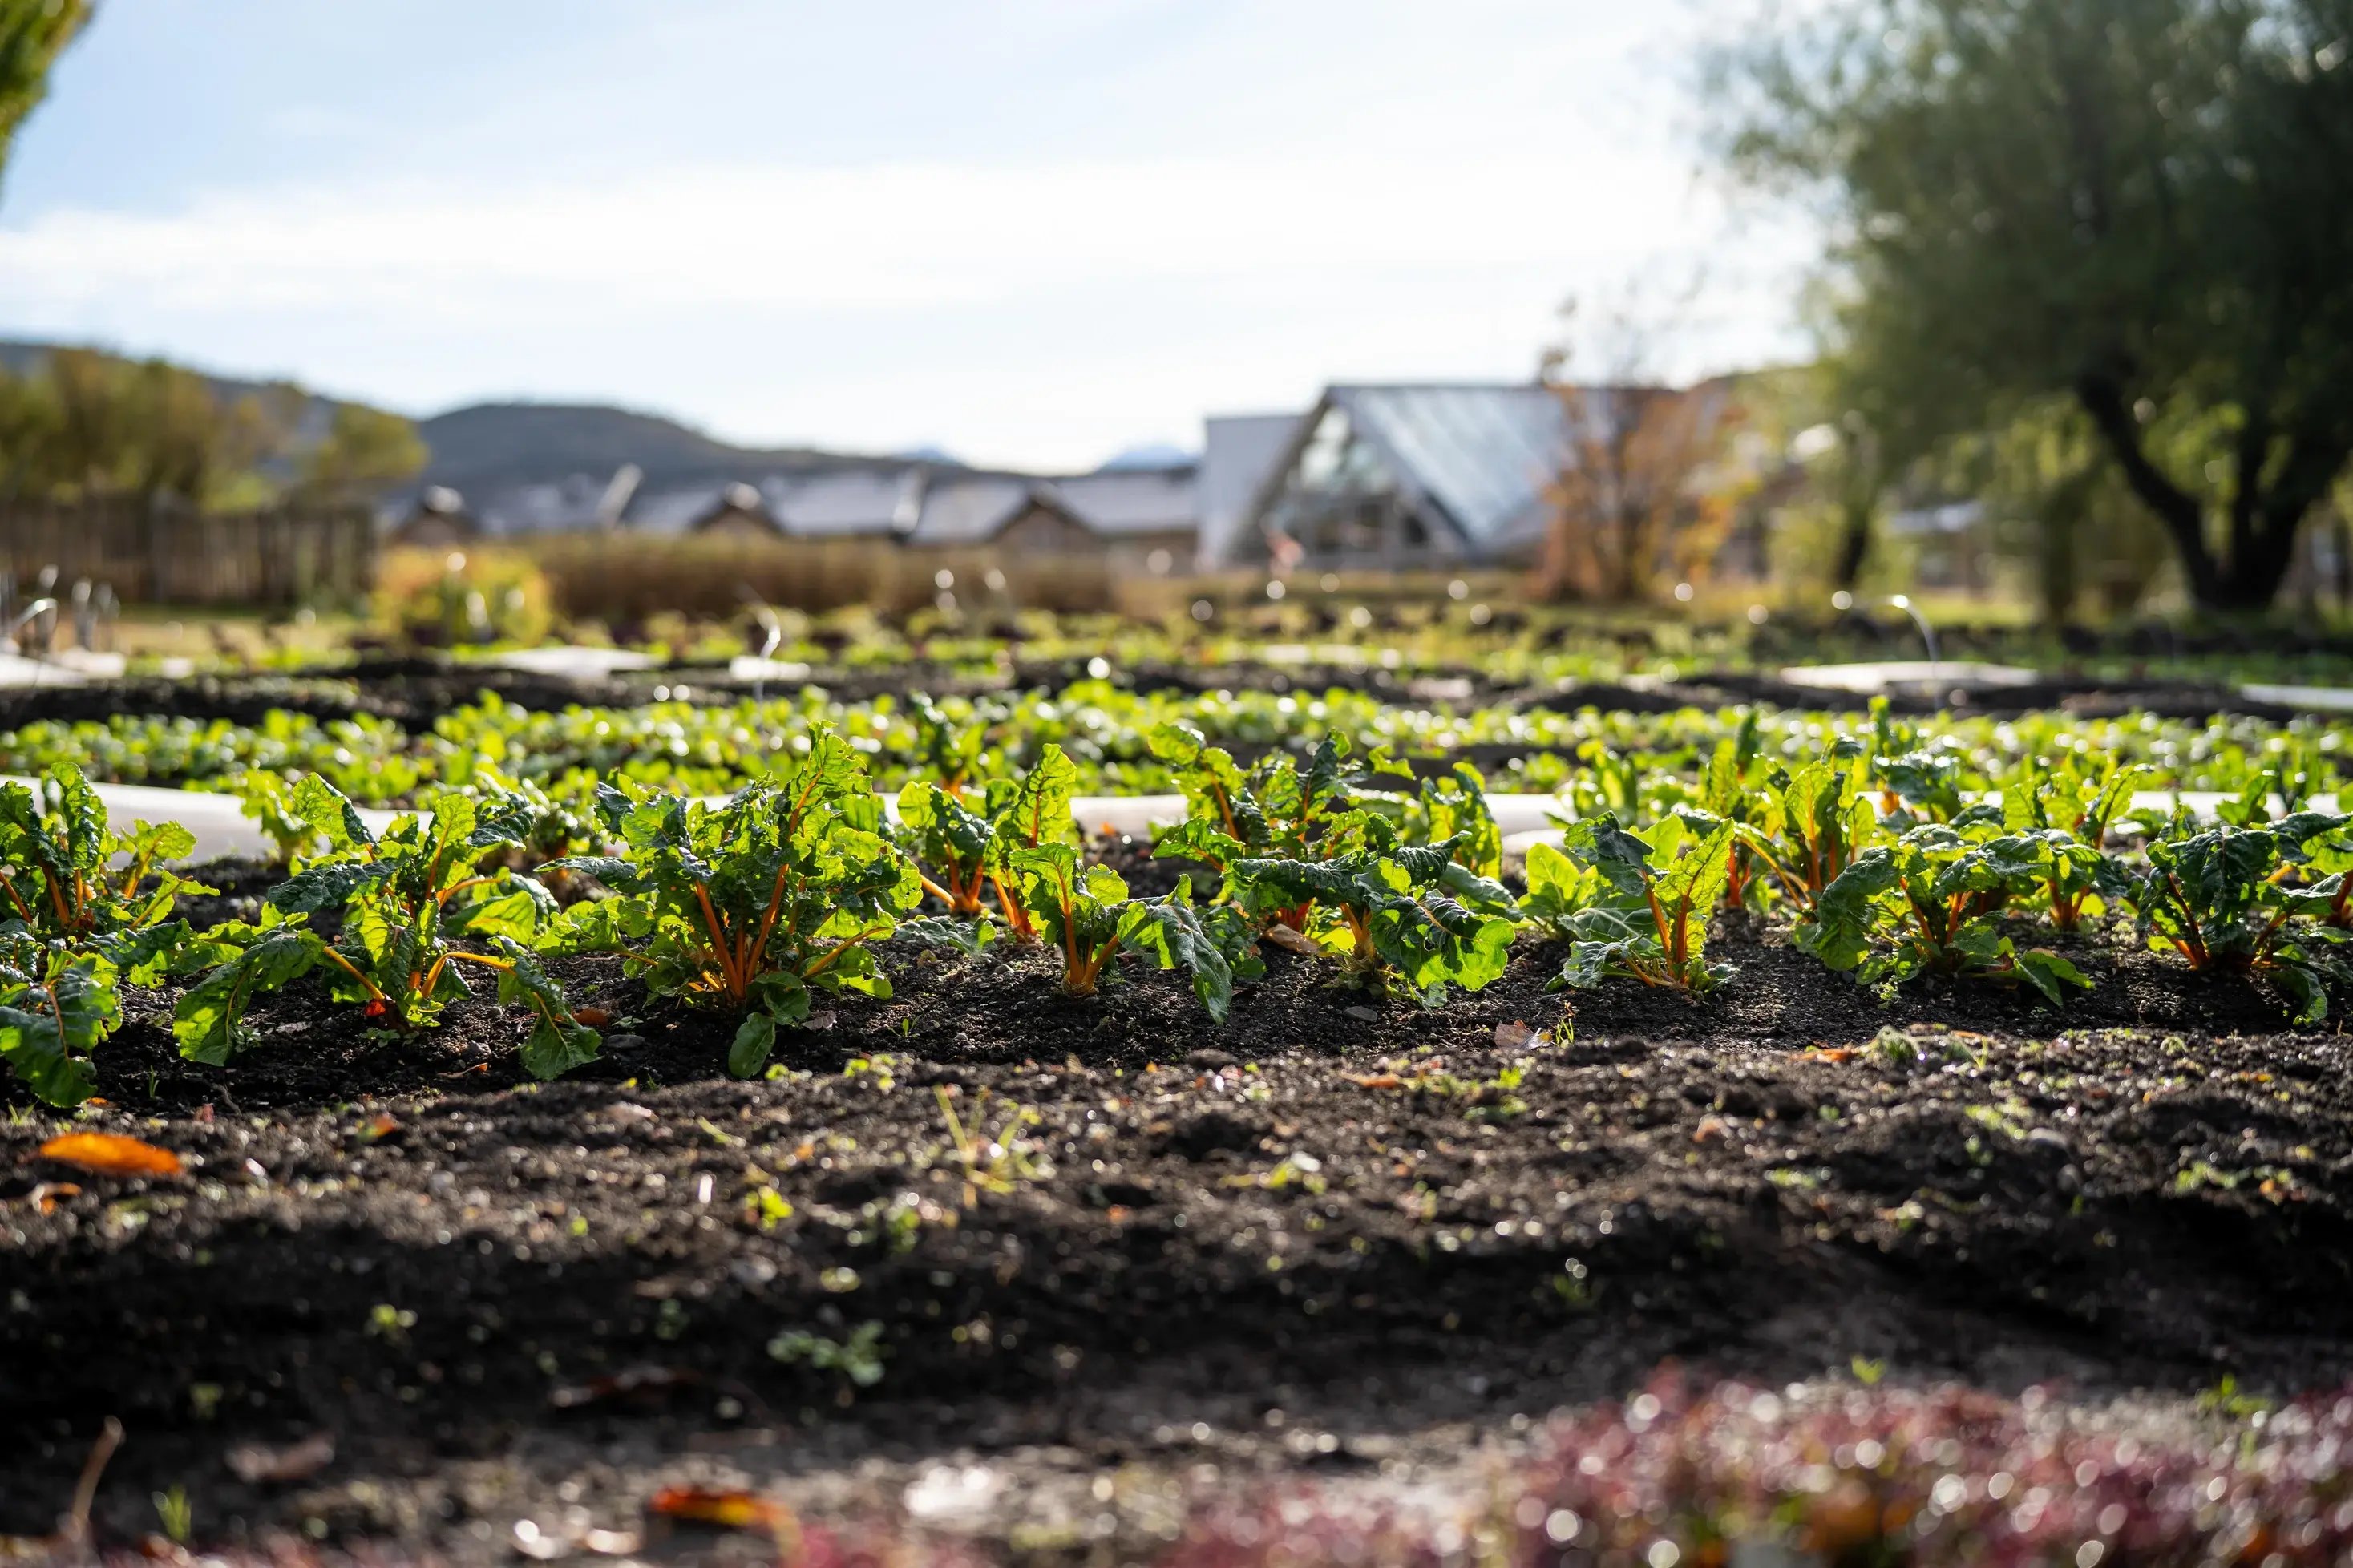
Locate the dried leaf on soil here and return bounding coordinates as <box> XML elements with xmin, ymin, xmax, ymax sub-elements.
<box><xmin>647</xmin><ymin>1488</ymin><xmax>791</xmax><ymax>1533</ymax></box>
<box><xmin>38</xmin><ymin>1132</ymin><xmax>182</xmax><ymax>1178</ymax></box>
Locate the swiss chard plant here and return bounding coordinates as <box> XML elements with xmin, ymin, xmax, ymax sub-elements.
<box><xmin>1230</xmin><ymin>818</ymin><xmax>1519</xmax><ymax>1004</ymax></box>
<box><xmin>1872</xmin><ymin>746</ymin><xmax>1969</xmax><ymax>824</ymax></box>
<box><xmin>0</xmin><ymin>932</ymin><xmax>124</xmax><ymax>1107</ymax></box>
<box><xmin>233</xmin><ymin>769</ymin><xmax>323</xmax><ymax>867</ymax></box>
<box><xmin>1686</xmin><ymin>714</ymin><xmax>1767</xmax><ymax>912</ymax></box>
<box><xmin>1797</xmin><ymin>824</ymin><xmax>2094</xmax><ymax>1004</ymax></box>
<box><xmin>1148</xmin><ymin>724</ymin><xmax>1360</xmax><ymax>929</ymax></box>
<box><xmin>1565</xmin><ymin>738</ymin><xmax>1645</xmax><ymax>824</ymax></box>
<box><xmin>1524</xmin><ymin>811</ymin><xmax>1736</xmax><ymax>993</ymax></box>
<box><xmin>2002</xmin><ymin>756</ymin><xmax>2146</xmax><ymax>930</ymax></box>
<box><xmin>541</xmin><ymin>729</ymin><xmax>919</xmax><ymax>1077</ymax></box>
<box><xmin>997</xmin><ymin>845</ymin><xmax>1247</xmax><ymax>1020</ymax></box>
<box><xmin>2126</xmin><ymin>814</ymin><xmax>2350</xmax><ymax>1022</ymax></box>
<box><xmin>0</xmin><ymin>765</ymin><xmax>209</xmax><ymax>962</ymax></box>
<box><xmin>897</xmin><ymin>778</ymin><xmax>995</xmax><ymax>919</ymax></box>
<box><xmin>979</xmin><ymin>744</ymin><xmax>1082</xmax><ymax>941</ymax></box>
<box><xmin>175</xmin><ymin>778</ymin><xmax>591</xmax><ymax>1075</ymax></box>
<box><xmin>906</xmin><ymin>693</ymin><xmax>989</xmax><ymax>798</ymax></box>
<box><xmin>1401</xmin><ymin>761</ymin><xmax>1504</xmax><ymax>880</ymax></box>
<box><xmin>1740</xmin><ymin>738</ymin><xmax>1879</xmax><ymax>915</ymax></box>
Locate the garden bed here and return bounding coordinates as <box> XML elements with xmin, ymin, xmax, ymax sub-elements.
<box><xmin>5</xmin><ymin>915</ymin><xmax>2352</xmax><ymax>1561</ymax></box>
<box><xmin>5</xmin><ymin>672</ymin><xmax>2353</xmax><ymax>1565</ymax></box>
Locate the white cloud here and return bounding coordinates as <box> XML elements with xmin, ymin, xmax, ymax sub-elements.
<box><xmin>0</xmin><ymin>152</ymin><xmax>1809</xmax><ymax>467</ymax></box>
<box><xmin>0</xmin><ymin>153</ymin><xmax>1720</xmax><ymax>311</ymax></box>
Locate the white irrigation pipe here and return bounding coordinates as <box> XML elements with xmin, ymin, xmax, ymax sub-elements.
<box><xmin>6</xmin><ymin>778</ymin><xmax>2329</xmax><ymax>866</ymax></box>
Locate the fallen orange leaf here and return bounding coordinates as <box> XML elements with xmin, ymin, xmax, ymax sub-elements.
<box><xmin>1343</xmin><ymin>1073</ymin><xmax>1403</xmax><ymax>1089</ymax></box>
<box><xmin>575</xmin><ymin>1006</ymin><xmax>613</xmax><ymax>1028</ymax></box>
<box><xmin>38</xmin><ymin>1133</ymin><xmax>182</xmax><ymax>1178</ymax></box>
<box><xmin>648</xmin><ymin>1488</ymin><xmax>790</xmax><ymax>1533</ymax></box>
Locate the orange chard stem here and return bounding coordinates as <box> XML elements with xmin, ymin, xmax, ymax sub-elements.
<box><xmin>320</xmin><ymin>947</ymin><xmax>389</xmax><ymax>1003</ymax></box>
<box><xmin>693</xmin><ymin>883</ymin><xmax>743</xmax><ymax>1000</ymax></box>
<box><xmin>435</xmin><ymin>876</ymin><xmax>492</xmax><ymax>906</ymax></box>
<box><xmin>748</xmin><ymin>858</ymin><xmax>794</xmax><ymax>973</ymax></box>
<box><xmin>0</xmin><ymin>871</ymin><xmax>36</xmax><ymax>927</ymax></box>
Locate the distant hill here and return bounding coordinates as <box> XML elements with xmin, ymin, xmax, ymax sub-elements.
<box><xmin>0</xmin><ymin>340</ymin><xmax>1199</xmax><ymax>527</ymax></box>
<box><xmin>1098</xmin><ymin>442</ymin><xmax>1197</xmax><ymax>471</ymax></box>
<box><xmin>413</xmin><ymin>402</ymin><xmax>861</xmax><ymax>492</ymax></box>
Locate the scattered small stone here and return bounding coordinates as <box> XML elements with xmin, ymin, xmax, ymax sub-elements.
<box><xmin>1345</xmin><ymin>1006</ymin><xmax>1381</xmax><ymax>1023</ymax></box>
<box><xmin>225</xmin><ymin>1431</ymin><xmax>335</xmax><ymax>1485</ymax></box>
<box><xmin>1186</xmin><ymin>1049</ymin><xmax>1236</xmax><ymax>1069</ymax></box>
<box><xmin>603</xmin><ymin>1034</ymin><xmax>648</xmax><ymax>1054</ymax></box>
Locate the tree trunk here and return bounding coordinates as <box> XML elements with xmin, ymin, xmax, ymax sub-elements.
<box><xmin>2074</xmin><ymin>374</ymin><xmax>2222</xmax><ymax>607</ymax></box>
<box><xmin>1832</xmin><ymin>498</ymin><xmax>1870</xmax><ymax>592</ymax></box>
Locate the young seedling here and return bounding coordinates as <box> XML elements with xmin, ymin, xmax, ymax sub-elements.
<box><xmin>540</xmin><ymin>727</ymin><xmax>918</xmax><ymax>1077</ymax></box>
<box><xmin>1799</xmin><ymin>823</ymin><xmax>2095</xmax><ymax>1004</ymax></box>
<box><xmin>1525</xmin><ymin>811</ymin><xmax>1736</xmax><ymax>993</ymax></box>
<box><xmin>932</xmin><ymin>1084</ymin><xmax>1049</xmax><ymax>1206</ymax></box>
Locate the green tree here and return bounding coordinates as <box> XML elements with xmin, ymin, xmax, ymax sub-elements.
<box><xmin>1717</xmin><ymin>0</ymin><xmax>2353</xmax><ymax>612</ymax></box>
<box><xmin>0</xmin><ymin>365</ymin><xmax>62</xmax><ymax>499</ymax></box>
<box><xmin>23</xmin><ymin>349</ymin><xmax>289</xmax><ymax>507</ymax></box>
<box><xmin>298</xmin><ymin>403</ymin><xmax>427</xmax><ymax>503</ymax></box>
<box><xmin>0</xmin><ymin>0</ymin><xmax>87</xmax><ymax>198</ymax></box>
<box><xmin>1943</xmin><ymin>398</ymin><xmax>2173</xmax><ymax>623</ymax></box>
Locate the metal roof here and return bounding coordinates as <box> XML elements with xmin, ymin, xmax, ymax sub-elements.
<box><xmin>1326</xmin><ymin>383</ymin><xmax>1570</xmax><ymax>553</ymax></box>
<box><xmin>774</xmin><ymin>469</ymin><xmax>921</xmax><ymax>537</ymax></box>
<box><xmin>1199</xmin><ymin>413</ymin><xmax>1303</xmax><ymax>566</ymax></box>
<box><xmin>1048</xmin><ymin>468</ymin><xmax>1198</xmax><ymax>538</ymax></box>
<box><xmin>908</xmin><ymin>477</ymin><xmax>1038</xmax><ymax>545</ymax></box>
<box><xmin>622</xmin><ymin>484</ymin><xmax>726</xmax><ymax>535</ymax></box>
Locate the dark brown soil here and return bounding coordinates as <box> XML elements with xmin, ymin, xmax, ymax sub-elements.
<box><xmin>5</xmin><ymin>911</ymin><xmax>2353</xmax><ymax>1561</ymax></box>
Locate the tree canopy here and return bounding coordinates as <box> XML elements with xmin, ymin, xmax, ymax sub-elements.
<box><xmin>0</xmin><ymin>348</ymin><xmax>425</xmax><ymax>512</ymax></box>
<box><xmin>1716</xmin><ymin>0</ymin><xmax>2353</xmax><ymax>612</ymax></box>
<box><xmin>0</xmin><ymin>0</ymin><xmax>86</xmax><ymax>199</ymax></box>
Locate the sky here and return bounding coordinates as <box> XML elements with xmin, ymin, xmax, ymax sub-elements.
<box><xmin>0</xmin><ymin>0</ymin><xmax>1814</xmax><ymax>471</ymax></box>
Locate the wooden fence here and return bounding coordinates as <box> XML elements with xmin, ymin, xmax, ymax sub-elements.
<box><xmin>513</xmin><ymin>532</ymin><xmax>1122</xmax><ymax>620</ymax></box>
<box><xmin>0</xmin><ymin>498</ymin><xmax>378</xmax><ymax>608</ymax></box>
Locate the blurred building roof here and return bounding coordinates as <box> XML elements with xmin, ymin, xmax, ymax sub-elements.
<box><xmin>1199</xmin><ymin>413</ymin><xmax>1303</xmax><ymax>567</ymax></box>
<box><xmin>906</xmin><ymin>476</ymin><xmax>1039</xmax><ymax>545</ymax></box>
<box><xmin>1048</xmin><ymin>467</ymin><xmax>1197</xmax><ymax>538</ymax></box>
<box><xmin>774</xmin><ymin>469</ymin><xmax>924</xmax><ymax>537</ymax></box>
<box><xmin>1324</xmin><ymin>382</ymin><xmax>1569</xmax><ymax>555</ymax></box>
